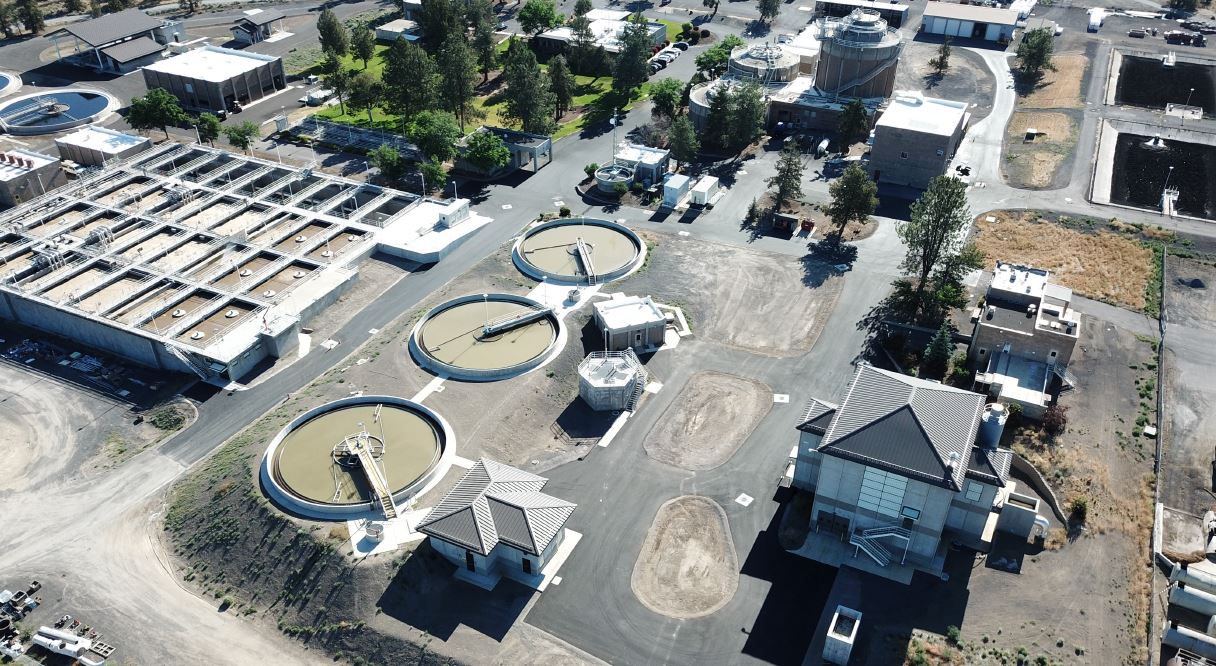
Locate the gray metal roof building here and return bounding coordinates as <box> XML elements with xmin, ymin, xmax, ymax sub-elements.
<box><xmin>46</xmin><ymin>9</ymin><xmax>179</xmax><ymax>74</ymax></box>
<box><xmin>813</xmin><ymin>364</ymin><xmax>986</xmax><ymax>490</ymax></box>
<box><xmin>49</xmin><ymin>9</ymin><xmax>165</xmax><ymax>47</ymax></box>
<box><xmin>417</xmin><ymin>458</ymin><xmax>576</xmax><ymax>557</ymax></box>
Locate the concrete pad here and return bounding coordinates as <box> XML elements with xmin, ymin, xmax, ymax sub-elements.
<box><xmin>410</xmin><ymin>375</ymin><xmax>446</xmax><ymax>403</ymax></box>
<box><xmin>735</xmin><ymin>493</ymin><xmax>754</xmax><ymax>507</ymax></box>
<box><xmin>509</xmin><ymin>529</ymin><xmax>582</xmax><ymax>592</ymax></box>
<box><xmin>597</xmin><ymin>411</ymin><xmax>632</xmax><ymax>446</ymax></box>
<box><xmin>774</xmin><ymin>394</ymin><xmax>790</xmax><ymax>403</ymax></box>
<box><xmin>451</xmin><ymin>454</ymin><xmax>475</xmax><ymax>468</ymax></box>
<box><xmin>454</xmin><ymin>567</ymin><xmax>502</xmax><ymax>591</ymax></box>
<box><xmin>347</xmin><ymin>513</ymin><xmax>427</xmax><ymax>557</ymax></box>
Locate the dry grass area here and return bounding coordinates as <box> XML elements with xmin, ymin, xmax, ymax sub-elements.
<box><xmin>972</xmin><ymin>212</ymin><xmax>1152</xmax><ymax>309</ymax></box>
<box><xmin>904</xmin><ymin>632</ymin><xmax>965</xmax><ymax>666</ymax></box>
<box><xmin>1020</xmin><ymin>53</ymin><xmax>1088</xmax><ymax>109</ymax></box>
<box><xmin>1003</xmin><ymin>112</ymin><xmax>1076</xmax><ymax>188</ymax></box>
<box><xmin>1009</xmin><ymin>111</ymin><xmax>1074</xmax><ymax>139</ymax></box>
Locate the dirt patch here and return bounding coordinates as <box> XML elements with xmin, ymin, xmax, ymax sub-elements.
<box><xmin>644</xmin><ymin>371</ymin><xmax>772</xmax><ymax>470</ymax></box>
<box><xmin>616</xmin><ymin>234</ymin><xmax>844</xmax><ymax>356</ymax></box>
<box><xmin>971</xmin><ymin>212</ymin><xmax>1153</xmax><ymax>310</ymax></box>
<box><xmin>894</xmin><ymin>41</ymin><xmax>996</xmax><ymax>123</ymax></box>
<box><xmin>1164</xmin><ymin>256</ymin><xmax>1216</xmax><ymax>331</ymax></box>
<box><xmin>1020</xmin><ymin>53</ymin><xmax>1088</xmax><ymax>109</ymax></box>
<box><xmin>630</xmin><ymin>495</ymin><xmax>738</xmax><ymax>619</ymax></box>
<box><xmin>1002</xmin><ymin>111</ymin><xmax>1077</xmax><ymax>189</ymax></box>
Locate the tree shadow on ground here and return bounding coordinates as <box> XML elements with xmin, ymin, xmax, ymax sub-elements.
<box><xmin>799</xmin><ymin>253</ymin><xmax>837</xmax><ymax>290</ymax></box>
<box><xmin>923</xmin><ymin>72</ymin><xmax>943</xmax><ymax>90</ymax></box>
<box><xmin>377</xmin><ymin>540</ymin><xmax>532</xmax><ymax>642</ymax></box>
<box><xmin>743</xmin><ymin>20</ymin><xmax>771</xmax><ymax>37</ymax></box>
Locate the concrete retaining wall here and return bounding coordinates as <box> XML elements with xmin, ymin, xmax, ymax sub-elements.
<box><xmin>1009</xmin><ymin>452</ymin><xmax>1067</xmax><ymax>523</ymax></box>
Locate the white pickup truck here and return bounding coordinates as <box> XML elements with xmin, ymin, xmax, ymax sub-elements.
<box><xmin>298</xmin><ymin>89</ymin><xmax>334</xmax><ymax>106</ymax></box>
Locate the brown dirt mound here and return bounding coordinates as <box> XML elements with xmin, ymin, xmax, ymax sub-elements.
<box><xmin>630</xmin><ymin>495</ymin><xmax>739</xmax><ymax>619</ymax></box>
<box><xmin>644</xmin><ymin>371</ymin><xmax>772</xmax><ymax>471</ymax></box>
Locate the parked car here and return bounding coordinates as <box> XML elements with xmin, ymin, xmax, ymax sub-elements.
<box><xmin>672</xmin><ymin>41</ymin><xmax>689</xmax><ymax>50</ymax></box>
<box><xmin>650</xmin><ymin>59</ymin><xmax>667</xmax><ymax>70</ymax></box>
<box><xmin>659</xmin><ymin>48</ymin><xmax>679</xmax><ymax>59</ymax></box>
<box><xmin>1127</xmin><ymin>28</ymin><xmax>1147</xmax><ymax>38</ymax></box>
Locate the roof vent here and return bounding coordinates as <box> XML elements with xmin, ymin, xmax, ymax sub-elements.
<box><xmin>947</xmin><ymin>451</ymin><xmax>961</xmax><ymax>470</ymax></box>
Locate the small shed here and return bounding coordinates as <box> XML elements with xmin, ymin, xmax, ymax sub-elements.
<box><xmin>689</xmin><ymin>175</ymin><xmax>719</xmax><ymax>206</ymax></box>
<box><xmin>662</xmin><ymin>174</ymin><xmax>690</xmax><ymax>209</ymax></box>
<box><xmin>593</xmin><ymin>295</ymin><xmax>667</xmax><ymax>351</ymax></box>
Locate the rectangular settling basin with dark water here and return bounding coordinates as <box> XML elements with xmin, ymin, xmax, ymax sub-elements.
<box><xmin>1111</xmin><ymin>133</ymin><xmax>1216</xmax><ymax>219</ymax></box>
<box><xmin>1116</xmin><ymin>55</ymin><xmax>1216</xmax><ymax>114</ymax></box>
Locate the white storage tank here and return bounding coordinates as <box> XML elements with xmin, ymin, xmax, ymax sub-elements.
<box><xmin>977</xmin><ymin>403</ymin><xmax>1008</xmax><ymax>449</ymax></box>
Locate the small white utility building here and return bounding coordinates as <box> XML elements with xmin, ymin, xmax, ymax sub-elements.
<box><xmin>662</xmin><ymin>173</ymin><xmax>691</xmax><ymax>209</ymax></box>
<box><xmin>593</xmin><ymin>294</ymin><xmax>667</xmax><ymax>351</ymax></box>
<box><xmin>921</xmin><ymin>2</ymin><xmax>1018</xmax><ymax>42</ymax></box>
<box><xmin>690</xmin><ymin>175</ymin><xmax>720</xmax><ymax>206</ymax></box>
<box><xmin>55</xmin><ymin>126</ymin><xmax>151</xmax><ymax>166</ymax></box>
<box><xmin>376</xmin><ymin>18</ymin><xmax>421</xmax><ymax>42</ymax></box>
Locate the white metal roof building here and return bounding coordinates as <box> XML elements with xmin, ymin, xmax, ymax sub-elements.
<box><xmin>0</xmin><ymin>150</ymin><xmax>64</xmax><ymax>208</ymax></box>
<box><xmin>869</xmin><ymin>91</ymin><xmax>970</xmax><ymax>189</ymax></box>
<box><xmin>593</xmin><ymin>294</ymin><xmax>666</xmax><ymax>351</ymax></box>
<box><xmin>55</xmin><ymin>126</ymin><xmax>152</xmax><ymax>167</ymax></box>
<box><xmin>142</xmin><ymin>45</ymin><xmax>286</xmax><ymax>113</ymax></box>
<box><xmin>921</xmin><ymin>1</ymin><xmax>1019</xmax><ymax>42</ymax></box>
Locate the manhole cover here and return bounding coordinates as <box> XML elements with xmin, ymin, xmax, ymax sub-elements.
<box><xmin>773</xmin><ymin>394</ymin><xmax>789</xmax><ymax>403</ymax></box>
<box><xmin>735</xmin><ymin>493</ymin><xmax>754</xmax><ymax>507</ymax></box>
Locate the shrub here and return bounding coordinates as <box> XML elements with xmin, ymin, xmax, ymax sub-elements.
<box><xmin>631</xmin><ymin>181</ymin><xmax>644</xmax><ymax>193</ymax></box>
<box><xmin>559</xmin><ymin>206</ymin><xmax>571</xmax><ymax>217</ymax></box>
<box><xmin>681</xmin><ymin>22</ymin><xmax>694</xmax><ymax>38</ymax></box>
<box><xmin>150</xmin><ymin>405</ymin><xmax>186</xmax><ymax>431</ymax></box>
<box><xmin>1006</xmin><ymin>402</ymin><xmax>1024</xmax><ymax>422</ymax></box>
<box><xmin>946</xmin><ymin>625</ymin><xmax>962</xmax><ymax>646</ymax></box>
<box><xmin>584</xmin><ymin>163</ymin><xmax>599</xmax><ymax>179</ymax></box>
<box><xmin>1042</xmin><ymin>403</ymin><xmax>1069</xmax><ymax>436</ymax></box>
<box><xmin>612</xmin><ymin>180</ymin><xmax>629</xmax><ymax>196</ymax></box>
<box><xmin>1070</xmin><ymin>496</ymin><xmax>1089</xmax><ymax>524</ymax></box>
<box><xmin>700</xmin><ymin>28</ymin><xmax>710</xmax><ymax>38</ymax></box>
<box><xmin>689</xmin><ymin>32</ymin><xmax>700</xmax><ymax>45</ymax></box>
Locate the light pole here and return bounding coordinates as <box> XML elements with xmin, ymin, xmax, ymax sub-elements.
<box><xmin>1186</xmin><ymin>87</ymin><xmax>1195</xmax><ymax>108</ymax></box>
<box><xmin>193</xmin><ymin>125</ymin><xmax>202</xmax><ymax>144</ymax></box>
<box><xmin>1162</xmin><ymin>165</ymin><xmax>1175</xmax><ymax>216</ymax></box>
<box><xmin>450</xmin><ymin>179</ymin><xmax>459</xmax><ymax>200</ymax></box>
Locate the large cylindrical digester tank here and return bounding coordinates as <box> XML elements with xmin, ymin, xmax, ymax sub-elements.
<box><xmin>727</xmin><ymin>43</ymin><xmax>801</xmax><ymax>84</ymax></box>
<box><xmin>815</xmin><ymin>10</ymin><xmax>902</xmax><ymax>99</ymax></box>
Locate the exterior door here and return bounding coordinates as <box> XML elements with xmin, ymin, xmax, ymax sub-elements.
<box><xmin>465</xmin><ymin>551</ymin><xmax>476</xmax><ymax>571</ymax></box>
<box><xmin>522</xmin><ymin>558</ymin><xmax>533</xmax><ymax>574</ymax></box>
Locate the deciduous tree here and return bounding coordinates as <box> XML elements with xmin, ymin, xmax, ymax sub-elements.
<box><xmin>518</xmin><ymin>0</ymin><xmax>561</xmax><ymax>35</ymax></box>
<box><xmin>573</xmin><ymin>0</ymin><xmax>592</xmax><ymax>16</ymax></box>
<box><xmin>347</xmin><ymin>70</ymin><xmax>382</xmax><ymax>123</ymax></box>
<box><xmin>195</xmin><ymin>112</ymin><xmax>221</xmax><ymax>145</ymax></box>
<box><xmin>222</xmin><ymin>121</ymin><xmax>260</xmax><ymax>154</ymax></box>
<box><xmin>463</xmin><ymin>129</ymin><xmax>511</xmax><ymax>172</ymax></box>
<box><xmin>694</xmin><ymin>35</ymin><xmax>743</xmax><ymax>78</ymax></box>
<box><xmin>128</xmin><ymin>88</ymin><xmax>188</xmax><ymax>138</ymax></box>
<box><xmin>419</xmin><ymin>0</ymin><xmax>462</xmax><ymax>50</ymax></box>
<box><xmin>64</xmin><ymin>0</ymin><xmax>83</xmax><ymax>14</ymax></box>
<box><xmin>322</xmin><ymin>63</ymin><xmax>351</xmax><ymax>115</ymax></box>
<box><xmin>703</xmin><ymin>0</ymin><xmax>719</xmax><ymax>18</ymax></box>
<box><xmin>370</xmin><ymin>145</ymin><xmax>407</xmax><ymax>181</ymax></box>
<box><xmin>825</xmin><ymin>162</ymin><xmax>877</xmax><ymax>240</ymax></box>
<box><xmin>407</xmin><ymin>110</ymin><xmax>462</xmax><ymax>162</ymax></box>
<box><xmin>649</xmin><ymin>77</ymin><xmax>683</xmax><ymax>119</ymax></box>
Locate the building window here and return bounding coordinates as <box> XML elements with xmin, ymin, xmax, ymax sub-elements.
<box><xmin>900</xmin><ymin>506</ymin><xmax>920</xmax><ymax>521</ymax></box>
<box><xmin>900</xmin><ymin>151</ymin><xmax>909</xmax><ymax>159</ymax></box>
<box><xmin>184</xmin><ymin>82</ymin><xmax>193</xmax><ymax>93</ymax></box>
<box><xmin>858</xmin><ymin>467</ymin><xmax>908</xmax><ymax>518</ymax></box>
<box><xmin>964</xmin><ymin>481</ymin><xmax>983</xmax><ymax>502</ymax></box>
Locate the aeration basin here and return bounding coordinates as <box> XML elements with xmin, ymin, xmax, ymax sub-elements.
<box><xmin>512</xmin><ymin>217</ymin><xmax>645</xmax><ymax>285</ymax></box>
<box><xmin>0</xmin><ymin>89</ymin><xmax>117</xmax><ymax>135</ymax></box>
<box><xmin>261</xmin><ymin>395</ymin><xmax>454</xmax><ymax>519</ymax></box>
<box><xmin>409</xmin><ymin>293</ymin><xmax>565</xmax><ymax>381</ymax></box>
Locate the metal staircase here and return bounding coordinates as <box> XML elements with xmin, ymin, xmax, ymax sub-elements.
<box><xmin>332</xmin><ymin>426</ymin><xmax>398</xmax><ymax>520</ymax></box>
<box><xmin>622</xmin><ymin>348</ymin><xmax>648</xmax><ymax>411</ymax></box>
<box><xmin>164</xmin><ymin>342</ymin><xmax>217</xmax><ymax>379</ymax></box>
<box><xmin>1051</xmin><ymin>362</ymin><xmax>1078</xmax><ymax>392</ymax></box>
<box><xmin>849</xmin><ymin>523</ymin><xmax>911</xmax><ymax>567</ymax></box>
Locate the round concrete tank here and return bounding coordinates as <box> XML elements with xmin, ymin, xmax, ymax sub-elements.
<box><xmin>814</xmin><ymin>10</ymin><xmax>902</xmax><ymax>99</ymax></box>
<box><xmin>727</xmin><ymin>43</ymin><xmax>801</xmax><ymax>83</ymax></box>
<box><xmin>594</xmin><ymin>164</ymin><xmax>633</xmax><ymax>193</ymax></box>
<box><xmin>978</xmin><ymin>403</ymin><xmax>1008</xmax><ymax>449</ymax></box>
<box><xmin>688</xmin><ymin>80</ymin><xmax>726</xmax><ymax>131</ymax></box>
<box><xmin>513</xmin><ymin>217</ymin><xmax>645</xmax><ymax>285</ymax></box>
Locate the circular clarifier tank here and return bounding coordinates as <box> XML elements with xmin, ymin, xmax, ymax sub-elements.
<box><xmin>513</xmin><ymin>217</ymin><xmax>645</xmax><ymax>285</ymax></box>
<box><xmin>0</xmin><ymin>72</ymin><xmax>21</xmax><ymax>99</ymax></box>
<box><xmin>409</xmin><ymin>293</ymin><xmax>566</xmax><ymax>381</ymax></box>
<box><xmin>261</xmin><ymin>395</ymin><xmax>454</xmax><ymax>519</ymax></box>
<box><xmin>0</xmin><ymin>89</ymin><xmax>118</xmax><ymax>135</ymax></box>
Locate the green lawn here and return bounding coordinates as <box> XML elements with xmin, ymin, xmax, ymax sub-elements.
<box><xmin>656</xmin><ymin>18</ymin><xmax>685</xmax><ymax>43</ymax></box>
<box><xmin>314</xmin><ymin>42</ymin><xmax>653</xmax><ymax>142</ymax></box>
